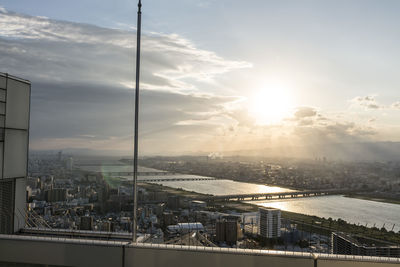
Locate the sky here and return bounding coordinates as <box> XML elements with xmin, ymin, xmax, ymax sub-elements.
<box><xmin>1</xmin><ymin>0</ymin><xmax>400</xmax><ymax>157</ymax></box>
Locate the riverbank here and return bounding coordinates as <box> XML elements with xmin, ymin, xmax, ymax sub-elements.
<box><xmin>139</xmin><ymin>182</ymin><xmax>258</xmax><ymax>212</ymax></box>
<box><xmin>345</xmin><ymin>194</ymin><xmax>400</xmax><ymax>205</ymax></box>
<box><xmin>139</xmin><ymin>182</ymin><xmax>211</xmax><ymax>199</ymax></box>
<box><xmin>280</xmin><ymin>210</ymin><xmax>400</xmax><ymax>244</ymax></box>
<box><xmin>140</xmin><ymin>182</ymin><xmax>400</xmax><ymax>244</ymax></box>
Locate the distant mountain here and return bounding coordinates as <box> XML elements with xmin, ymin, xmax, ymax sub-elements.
<box><xmin>30</xmin><ymin>141</ymin><xmax>400</xmax><ymax>162</ymax></box>
<box><xmin>221</xmin><ymin>142</ymin><xmax>400</xmax><ymax>162</ymax></box>
<box><xmin>29</xmin><ymin>148</ymin><xmax>128</xmax><ymax>157</ymax></box>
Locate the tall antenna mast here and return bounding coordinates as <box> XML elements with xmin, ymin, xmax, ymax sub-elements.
<box><xmin>133</xmin><ymin>0</ymin><xmax>142</xmax><ymax>242</ymax></box>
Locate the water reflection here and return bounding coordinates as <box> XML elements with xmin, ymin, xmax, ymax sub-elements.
<box><xmin>156</xmin><ymin>179</ymin><xmax>400</xmax><ymax>232</ymax></box>
<box><xmin>156</xmin><ymin>179</ymin><xmax>292</xmax><ymax>196</ymax></box>
<box><xmin>252</xmin><ymin>196</ymin><xmax>400</xmax><ymax>232</ymax></box>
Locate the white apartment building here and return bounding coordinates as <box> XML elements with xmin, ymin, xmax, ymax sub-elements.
<box><xmin>258</xmin><ymin>207</ymin><xmax>281</xmax><ymax>238</ymax></box>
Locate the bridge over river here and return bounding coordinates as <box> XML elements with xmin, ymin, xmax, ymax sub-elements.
<box><xmin>138</xmin><ymin>176</ymin><xmax>215</xmax><ymax>182</ymax></box>
<box><xmin>206</xmin><ymin>189</ymin><xmax>351</xmax><ymax>202</ymax></box>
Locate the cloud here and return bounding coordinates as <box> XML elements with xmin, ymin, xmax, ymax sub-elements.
<box><xmin>224</xmin><ymin>108</ymin><xmax>256</xmax><ymax>128</ymax></box>
<box><xmin>0</xmin><ymin>8</ymin><xmax>251</xmax><ymax>93</ymax></box>
<box><xmin>284</xmin><ymin>106</ymin><xmax>319</xmax><ymax>127</ymax></box>
<box><xmin>291</xmin><ymin>121</ymin><xmax>376</xmax><ymax>146</ymax></box>
<box><xmin>0</xmin><ymin>8</ymin><xmax>388</xmax><ymax>156</ymax></box>
<box><xmin>297</xmin><ymin>119</ymin><xmax>314</xmax><ymax>126</ymax></box>
<box><xmin>294</xmin><ymin>106</ymin><xmax>317</xmax><ymax>119</ymax></box>
<box><xmin>0</xmin><ymin>8</ymin><xmax>253</xmax><ymax>154</ymax></box>
<box><xmin>28</xmin><ymin>81</ymin><xmax>242</xmax><ymax>154</ymax></box>
<box><xmin>391</xmin><ymin>101</ymin><xmax>400</xmax><ymax>109</ymax></box>
<box><xmin>352</xmin><ymin>95</ymin><xmax>383</xmax><ymax>109</ymax></box>
<box><xmin>204</xmin><ymin>101</ymin><xmax>378</xmax><ymax>153</ymax></box>
<box><xmin>351</xmin><ymin>95</ymin><xmax>400</xmax><ymax>112</ymax></box>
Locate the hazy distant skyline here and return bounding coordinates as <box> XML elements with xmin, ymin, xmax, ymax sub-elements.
<box><xmin>1</xmin><ymin>1</ymin><xmax>400</xmax><ymax>156</ymax></box>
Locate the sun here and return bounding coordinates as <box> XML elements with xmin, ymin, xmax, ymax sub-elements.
<box><xmin>248</xmin><ymin>85</ymin><xmax>292</xmax><ymax>125</ymax></box>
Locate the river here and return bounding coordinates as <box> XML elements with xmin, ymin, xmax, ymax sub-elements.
<box><xmin>155</xmin><ymin>179</ymin><xmax>400</xmax><ymax>232</ymax></box>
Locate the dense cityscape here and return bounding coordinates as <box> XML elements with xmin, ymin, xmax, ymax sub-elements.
<box><xmin>25</xmin><ymin>152</ymin><xmax>400</xmax><ymax>257</ymax></box>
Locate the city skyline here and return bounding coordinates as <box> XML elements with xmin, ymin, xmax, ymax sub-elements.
<box><xmin>1</xmin><ymin>2</ymin><xmax>400</xmax><ymax>263</ymax></box>
<box><xmin>1</xmin><ymin>1</ymin><xmax>400</xmax><ymax>156</ymax></box>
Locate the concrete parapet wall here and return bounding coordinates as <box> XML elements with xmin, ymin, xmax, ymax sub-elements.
<box><xmin>0</xmin><ymin>235</ymin><xmax>399</xmax><ymax>267</ymax></box>
<box><xmin>0</xmin><ymin>235</ymin><xmax>124</xmax><ymax>267</ymax></box>
<box><xmin>318</xmin><ymin>259</ymin><xmax>399</xmax><ymax>267</ymax></box>
<box><xmin>125</xmin><ymin>245</ymin><xmax>313</xmax><ymax>267</ymax></box>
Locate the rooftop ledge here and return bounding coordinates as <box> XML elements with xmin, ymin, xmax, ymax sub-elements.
<box><xmin>0</xmin><ymin>72</ymin><xmax>31</xmax><ymax>84</ymax></box>
<box><xmin>1</xmin><ymin>234</ymin><xmax>399</xmax><ymax>267</ymax></box>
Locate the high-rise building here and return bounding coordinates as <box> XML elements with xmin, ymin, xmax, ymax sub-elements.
<box><xmin>215</xmin><ymin>216</ymin><xmax>242</xmax><ymax>245</ymax></box>
<box><xmin>167</xmin><ymin>195</ymin><xmax>180</xmax><ymax>210</ymax></box>
<box><xmin>44</xmin><ymin>188</ymin><xmax>67</xmax><ymax>202</ymax></box>
<box><xmin>215</xmin><ymin>220</ymin><xmax>225</xmax><ymax>242</ymax></box>
<box><xmin>66</xmin><ymin>156</ymin><xmax>73</xmax><ymax>171</ymax></box>
<box><xmin>100</xmin><ymin>221</ymin><xmax>113</xmax><ymax>232</ymax></box>
<box><xmin>0</xmin><ymin>73</ymin><xmax>30</xmax><ymax>234</ymax></box>
<box><xmin>162</xmin><ymin>211</ymin><xmax>174</xmax><ymax>228</ymax></box>
<box><xmin>258</xmin><ymin>207</ymin><xmax>281</xmax><ymax>239</ymax></box>
<box><xmin>80</xmin><ymin>216</ymin><xmax>93</xmax><ymax>231</ymax></box>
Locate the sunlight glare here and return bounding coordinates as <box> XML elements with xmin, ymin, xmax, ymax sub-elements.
<box><xmin>249</xmin><ymin>84</ymin><xmax>292</xmax><ymax>125</ymax></box>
